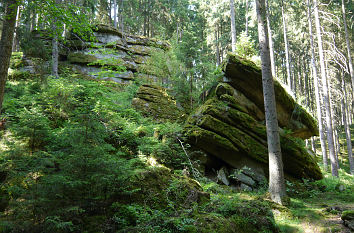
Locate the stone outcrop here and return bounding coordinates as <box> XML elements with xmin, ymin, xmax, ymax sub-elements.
<box><xmin>63</xmin><ymin>24</ymin><xmax>170</xmax><ymax>84</ymax></box>
<box><xmin>132</xmin><ymin>84</ymin><xmax>183</xmax><ymax>122</ymax></box>
<box><xmin>223</xmin><ymin>54</ymin><xmax>318</xmax><ymax>139</ymax></box>
<box><xmin>184</xmin><ymin>54</ymin><xmax>322</xmax><ymax>182</ymax></box>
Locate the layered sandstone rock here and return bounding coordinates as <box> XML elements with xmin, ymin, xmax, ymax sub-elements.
<box><xmin>184</xmin><ymin>54</ymin><xmax>322</xmax><ymax>182</ymax></box>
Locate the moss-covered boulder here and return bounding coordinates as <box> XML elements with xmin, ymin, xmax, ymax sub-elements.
<box><xmin>184</xmin><ymin>82</ymin><xmax>322</xmax><ymax>181</ymax></box>
<box><xmin>128</xmin><ymin>166</ymin><xmax>209</xmax><ymax>209</ymax></box>
<box><xmin>223</xmin><ymin>53</ymin><xmax>318</xmax><ymax>139</ymax></box>
<box><xmin>132</xmin><ymin>84</ymin><xmax>183</xmax><ymax>122</ymax></box>
<box><xmin>342</xmin><ymin>210</ymin><xmax>354</xmax><ymax>231</ymax></box>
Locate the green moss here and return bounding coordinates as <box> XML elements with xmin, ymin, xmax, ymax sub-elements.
<box><xmin>341</xmin><ymin>210</ymin><xmax>354</xmax><ymax>220</ymax></box>
<box><xmin>223</xmin><ymin>52</ymin><xmax>261</xmax><ymax>74</ymax></box>
<box><xmin>132</xmin><ymin>85</ymin><xmax>183</xmax><ymax>122</ymax></box>
<box><xmin>129</xmin><ymin>165</ymin><xmax>209</xmax><ymax>209</ymax></box>
<box><xmin>68</xmin><ymin>52</ymin><xmax>98</xmax><ymax>64</ymax></box>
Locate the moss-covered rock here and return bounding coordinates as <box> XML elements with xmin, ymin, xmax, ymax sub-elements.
<box><xmin>184</xmin><ymin>83</ymin><xmax>323</xmax><ymax>180</ymax></box>
<box><xmin>132</xmin><ymin>84</ymin><xmax>184</xmax><ymax>122</ymax></box>
<box><xmin>128</xmin><ymin>166</ymin><xmax>209</xmax><ymax>209</ymax></box>
<box><xmin>342</xmin><ymin>210</ymin><xmax>354</xmax><ymax>221</ymax></box>
<box><xmin>223</xmin><ymin>53</ymin><xmax>318</xmax><ymax>139</ymax></box>
<box><xmin>68</xmin><ymin>52</ymin><xmax>98</xmax><ymax>64</ymax></box>
<box><xmin>63</xmin><ymin>24</ymin><xmax>171</xmax><ymax>83</ymax></box>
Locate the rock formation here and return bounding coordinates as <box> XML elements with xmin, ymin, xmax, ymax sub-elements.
<box><xmin>184</xmin><ymin>54</ymin><xmax>322</xmax><ymax>183</ymax></box>
<box><xmin>63</xmin><ymin>24</ymin><xmax>169</xmax><ymax>84</ymax></box>
<box><xmin>132</xmin><ymin>84</ymin><xmax>183</xmax><ymax>122</ymax></box>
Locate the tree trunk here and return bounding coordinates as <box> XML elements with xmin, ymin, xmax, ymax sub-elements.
<box><xmin>119</xmin><ymin>0</ymin><xmax>125</xmax><ymax>35</ymax></box>
<box><xmin>341</xmin><ymin>0</ymin><xmax>354</xmax><ymax>91</ymax></box>
<box><xmin>230</xmin><ymin>0</ymin><xmax>237</xmax><ymax>52</ymax></box>
<box><xmin>245</xmin><ymin>0</ymin><xmax>249</xmax><ymax>36</ymax></box>
<box><xmin>0</xmin><ymin>0</ymin><xmax>18</xmax><ymax>113</ymax></box>
<box><xmin>12</xmin><ymin>5</ymin><xmax>21</xmax><ymax>52</ymax></box>
<box><xmin>52</xmin><ymin>0</ymin><xmax>61</xmax><ymax>78</ymax></box>
<box><xmin>266</xmin><ymin>0</ymin><xmax>276</xmax><ymax>78</ymax></box>
<box><xmin>341</xmin><ymin>75</ymin><xmax>354</xmax><ymax>174</ymax></box>
<box><xmin>281</xmin><ymin>0</ymin><xmax>291</xmax><ymax>90</ymax></box>
<box><xmin>113</xmin><ymin>0</ymin><xmax>117</xmax><ymax>28</ymax></box>
<box><xmin>216</xmin><ymin>24</ymin><xmax>221</xmax><ymax>66</ymax></box>
<box><xmin>307</xmin><ymin>0</ymin><xmax>328</xmax><ymax>171</ymax></box>
<box><xmin>256</xmin><ymin>0</ymin><xmax>287</xmax><ymax>205</ymax></box>
<box><xmin>311</xmin><ymin>137</ymin><xmax>316</xmax><ymax>154</ymax></box>
<box><xmin>313</xmin><ymin>0</ymin><xmax>338</xmax><ymax>177</ymax></box>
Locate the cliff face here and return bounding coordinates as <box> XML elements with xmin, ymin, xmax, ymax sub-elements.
<box><xmin>63</xmin><ymin>24</ymin><xmax>170</xmax><ymax>84</ymax></box>
<box><xmin>184</xmin><ymin>54</ymin><xmax>322</xmax><ymax>182</ymax></box>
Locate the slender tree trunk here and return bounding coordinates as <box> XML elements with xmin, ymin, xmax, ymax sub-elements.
<box><xmin>119</xmin><ymin>0</ymin><xmax>125</xmax><ymax>35</ymax></box>
<box><xmin>245</xmin><ymin>0</ymin><xmax>249</xmax><ymax>36</ymax></box>
<box><xmin>341</xmin><ymin>0</ymin><xmax>354</xmax><ymax>91</ymax></box>
<box><xmin>311</xmin><ymin>137</ymin><xmax>316</xmax><ymax>154</ymax></box>
<box><xmin>281</xmin><ymin>0</ymin><xmax>291</xmax><ymax>89</ymax></box>
<box><xmin>328</xmin><ymin>79</ymin><xmax>339</xmax><ymax>170</ymax></box>
<box><xmin>307</xmin><ymin>0</ymin><xmax>328</xmax><ymax>170</ymax></box>
<box><xmin>52</xmin><ymin>0</ymin><xmax>61</xmax><ymax>78</ymax></box>
<box><xmin>341</xmin><ymin>74</ymin><xmax>354</xmax><ymax>174</ymax></box>
<box><xmin>266</xmin><ymin>0</ymin><xmax>276</xmax><ymax>78</ymax></box>
<box><xmin>313</xmin><ymin>0</ymin><xmax>338</xmax><ymax>177</ymax></box>
<box><xmin>113</xmin><ymin>0</ymin><xmax>117</xmax><ymax>28</ymax></box>
<box><xmin>230</xmin><ymin>0</ymin><xmax>237</xmax><ymax>52</ymax></box>
<box><xmin>216</xmin><ymin>24</ymin><xmax>221</xmax><ymax>66</ymax></box>
<box><xmin>12</xmin><ymin>5</ymin><xmax>20</xmax><ymax>52</ymax></box>
<box><xmin>256</xmin><ymin>0</ymin><xmax>287</xmax><ymax>205</ymax></box>
<box><xmin>0</xmin><ymin>0</ymin><xmax>18</xmax><ymax>113</ymax></box>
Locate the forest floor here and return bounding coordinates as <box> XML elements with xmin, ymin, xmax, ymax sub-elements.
<box><xmin>272</xmin><ymin>135</ymin><xmax>354</xmax><ymax>233</ymax></box>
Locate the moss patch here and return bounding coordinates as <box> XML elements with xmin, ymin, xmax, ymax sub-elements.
<box><xmin>132</xmin><ymin>84</ymin><xmax>184</xmax><ymax>122</ymax></box>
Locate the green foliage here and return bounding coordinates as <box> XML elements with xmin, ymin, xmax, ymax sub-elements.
<box><xmin>235</xmin><ymin>31</ymin><xmax>257</xmax><ymax>59</ymax></box>
<box><xmin>19</xmin><ymin>30</ymin><xmax>51</xmax><ymax>59</ymax></box>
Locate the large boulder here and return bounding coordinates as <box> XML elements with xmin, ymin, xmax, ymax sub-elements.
<box><xmin>184</xmin><ymin>56</ymin><xmax>323</xmax><ymax>181</ymax></box>
<box><xmin>132</xmin><ymin>84</ymin><xmax>183</xmax><ymax>122</ymax></box>
<box><xmin>222</xmin><ymin>53</ymin><xmax>318</xmax><ymax>139</ymax></box>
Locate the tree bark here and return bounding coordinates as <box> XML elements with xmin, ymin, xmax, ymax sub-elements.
<box><xmin>266</xmin><ymin>0</ymin><xmax>276</xmax><ymax>78</ymax></box>
<box><xmin>307</xmin><ymin>0</ymin><xmax>328</xmax><ymax>170</ymax></box>
<box><xmin>313</xmin><ymin>0</ymin><xmax>338</xmax><ymax>177</ymax></box>
<box><xmin>216</xmin><ymin>24</ymin><xmax>221</xmax><ymax>66</ymax></box>
<box><xmin>245</xmin><ymin>0</ymin><xmax>249</xmax><ymax>36</ymax></box>
<box><xmin>341</xmin><ymin>0</ymin><xmax>354</xmax><ymax>91</ymax></box>
<box><xmin>230</xmin><ymin>0</ymin><xmax>237</xmax><ymax>52</ymax></box>
<box><xmin>311</xmin><ymin>137</ymin><xmax>316</xmax><ymax>154</ymax></box>
<box><xmin>0</xmin><ymin>0</ymin><xmax>19</xmax><ymax>113</ymax></box>
<box><xmin>256</xmin><ymin>0</ymin><xmax>287</xmax><ymax>205</ymax></box>
<box><xmin>113</xmin><ymin>0</ymin><xmax>117</xmax><ymax>28</ymax></box>
<box><xmin>341</xmin><ymin>74</ymin><xmax>354</xmax><ymax>174</ymax></box>
<box><xmin>12</xmin><ymin>5</ymin><xmax>20</xmax><ymax>52</ymax></box>
<box><xmin>281</xmin><ymin>0</ymin><xmax>291</xmax><ymax>89</ymax></box>
<box><xmin>52</xmin><ymin>0</ymin><xmax>61</xmax><ymax>78</ymax></box>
